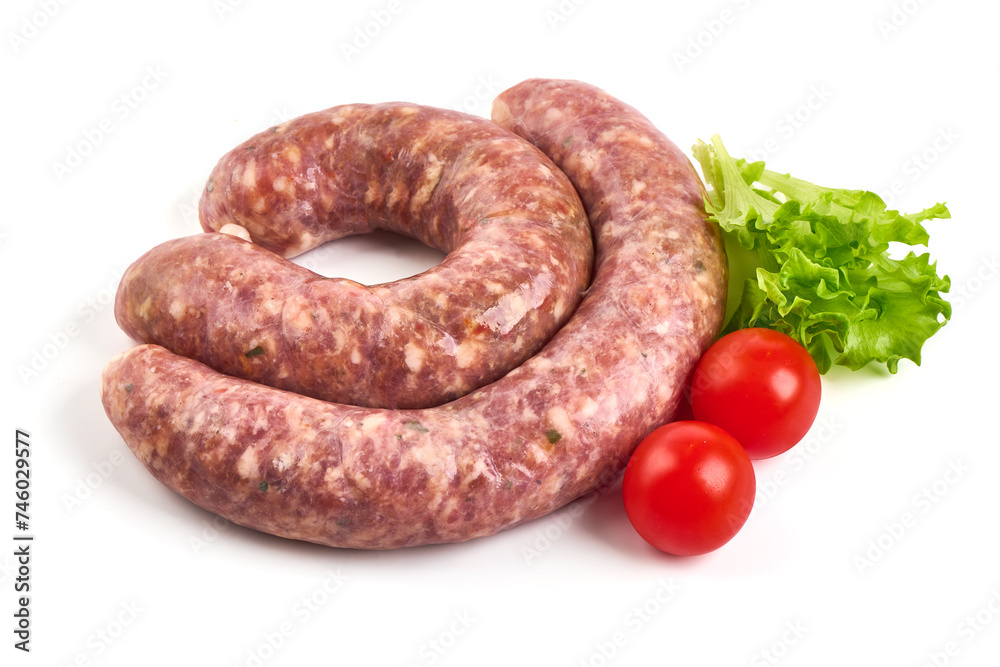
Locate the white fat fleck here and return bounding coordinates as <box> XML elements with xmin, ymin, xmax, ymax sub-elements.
<box><xmin>437</xmin><ymin>333</ymin><xmax>457</xmax><ymax>355</ymax></box>
<box><xmin>630</xmin><ymin>180</ymin><xmax>647</xmax><ymax>196</ymax></box>
<box><xmin>454</xmin><ymin>341</ymin><xmax>477</xmax><ymax>369</ymax></box>
<box><xmin>387</xmin><ymin>184</ymin><xmax>403</xmax><ymax>209</ymax></box>
<box><xmin>412</xmin><ymin>154</ymin><xmax>445</xmax><ymax>210</ymax></box>
<box><xmin>283</xmin><ymin>144</ymin><xmax>301</xmax><ymax>166</ymax></box>
<box><xmin>467</xmin><ymin>458</ymin><xmax>496</xmax><ymax>484</ymax></box>
<box><xmin>284</xmin><ymin>232</ymin><xmax>315</xmax><ymax>257</ymax></box>
<box><xmin>576</xmin><ymin>148</ymin><xmax>602</xmax><ymax>172</ymax></box>
<box><xmin>350</xmin><ymin>349</ymin><xmax>361</xmax><ymax>364</ymax></box>
<box><xmin>476</xmin><ymin>273</ymin><xmax>554</xmax><ymax>335</ymax></box>
<box><xmin>168</xmin><ymin>299</ymin><xmax>186</xmax><ymax>319</ymax></box>
<box><xmin>576</xmin><ymin>397</ymin><xmax>599</xmax><ymax>421</ymax></box>
<box><xmin>552</xmin><ymin>298</ymin><xmax>566</xmax><ymax>323</ymax></box>
<box><xmin>361</xmin><ymin>414</ymin><xmax>387</xmax><ymax>434</ymax></box>
<box><xmin>289</xmin><ymin>307</ymin><xmax>313</xmax><ymax>333</ymax></box>
<box><xmin>406</xmin><ymin>442</ymin><xmax>457</xmax><ymax>481</ymax></box>
<box><xmin>138</xmin><ymin>296</ymin><xmax>153</xmax><ymax>319</ymax></box>
<box><xmin>404</xmin><ymin>342</ymin><xmax>425</xmax><ymax>373</ymax></box>
<box><xmin>547</xmin><ymin>405</ymin><xmax>573</xmax><ymax>437</ymax></box>
<box><xmin>272</xmin><ymin>451</ymin><xmax>293</xmax><ymax>474</ymax></box>
<box><xmin>273</xmin><ymin>175</ymin><xmax>293</xmax><ymax>196</ymax></box>
<box><xmin>242</xmin><ymin>159</ymin><xmax>257</xmax><ymax>188</ymax></box>
<box><xmin>219</xmin><ymin>223</ymin><xmax>251</xmax><ymax>241</ymax></box>
<box><xmin>304</xmin><ymin>167</ymin><xmax>319</xmax><ymax>191</ymax></box>
<box><xmin>510</xmin><ymin>463</ymin><xmax>534</xmax><ymax>480</ymax></box>
<box><xmin>236</xmin><ymin>447</ymin><xmax>259</xmax><ymax>479</ymax></box>
<box><xmin>528</xmin><ymin>356</ymin><xmax>554</xmax><ymax>373</ymax></box>
<box><xmin>653</xmin><ymin>320</ymin><xmax>671</xmax><ymax>335</ymax></box>
<box><xmin>251</xmin><ymin>412</ymin><xmax>270</xmax><ymax>434</ymax></box>
<box><xmin>543</xmin><ymin>106</ymin><xmax>566</xmax><ymax>127</ymax></box>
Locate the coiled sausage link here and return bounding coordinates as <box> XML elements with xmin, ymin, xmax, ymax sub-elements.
<box><xmin>116</xmin><ymin>104</ymin><xmax>592</xmax><ymax>409</ymax></box>
<box><xmin>100</xmin><ymin>79</ymin><xmax>727</xmax><ymax>549</ymax></box>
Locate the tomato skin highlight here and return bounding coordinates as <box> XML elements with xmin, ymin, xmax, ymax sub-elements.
<box><xmin>623</xmin><ymin>421</ymin><xmax>756</xmax><ymax>556</ymax></box>
<box><xmin>690</xmin><ymin>328</ymin><xmax>821</xmax><ymax>460</ymax></box>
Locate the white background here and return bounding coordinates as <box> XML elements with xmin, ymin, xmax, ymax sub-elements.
<box><xmin>3</xmin><ymin>0</ymin><xmax>999</xmax><ymax>665</ymax></box>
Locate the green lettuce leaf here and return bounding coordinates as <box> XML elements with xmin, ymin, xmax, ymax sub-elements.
<box><xmin>692</xmin><ymin>135</ymin><xmax>951</xmax><ymax>374</ymax></box>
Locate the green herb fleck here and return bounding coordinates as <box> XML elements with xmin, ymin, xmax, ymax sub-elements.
<box><xmin>545</xmin><ymin>429</ymin><xmax>562</xmax><ymax>444</ymax></box>
<box><xmin>258</xmin><ymin>481</ymin><xmax>269</xmax><ymax>492</ymax></box>
<box><xmin>206</xmin><ymin>182</ymin><xmax>214</xmax><ymax>193</ymax></box>
<box><xmin>245</xmin><ymin>345</ymin><xmax>265</xmax><ymax>358</ymax></box>
<box><xmin>694</xmin><ymin>259</ymin><xmax>706</xmax><ymax>272</ymax></box>
<box><xmin>562</xmin><ymin>136</ymin><xmax>573</xmax><ymax>148</ymax></box>
<box><xmin>124</xmin><ymin>383</ymin><xmax>133</xmax><ymax>393</ymax></box>
<box><xmin>405</xmin><ymin>420</ymin><xmax>429</xmax><ymax>433</ymax></box>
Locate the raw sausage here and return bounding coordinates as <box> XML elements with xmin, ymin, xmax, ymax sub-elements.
<box><xmin>101</xmin><ymin>79</ymin><xmax>727</xmax><ymax>549</ymax></box>
<box><xmin>116</xmin><ymin>104</ymin><xmax>592</xmax><ymax>409</ymax></box>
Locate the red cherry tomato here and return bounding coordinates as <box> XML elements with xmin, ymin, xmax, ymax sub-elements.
<box><xmin>623</xmin><ymin>421</ymin><xmax>756</xmax><ymax>556</ymax></box>
<box><xmin>690</xmin><ymin>328</ymin><xmax>821</xmax><ymax>460</ymax></box>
